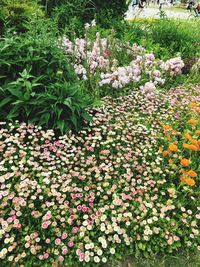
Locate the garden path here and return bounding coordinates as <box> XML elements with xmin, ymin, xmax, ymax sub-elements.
<box><xmin>126</xmin><ymin>4</ymin><xmax>194</xmax><ymax>19</ymax></box>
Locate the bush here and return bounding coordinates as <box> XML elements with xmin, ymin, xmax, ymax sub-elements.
<box><xmin>40</xmin><ymin>0</ymin><xmax>130</xmax><ymax>31</ymax></box>
<box><xmin>0</xmin><ymin>0</ymin><xmax>44</xmax><ymax>32</ymax></box>
<box><xmin>0</xmin><ymin>19</ymin><xmax>93</xmax><ymax>134</ymax></box>
<box><xmin>124</xmin><ymin>19</ymin><xmax>200</xmax><ymax>62</ymax></box>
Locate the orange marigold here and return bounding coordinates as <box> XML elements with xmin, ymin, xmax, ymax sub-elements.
<box><xmin>180</xmin><ymin>177</ymin><xmax>196</xmax><ymax>186</ymax></box>
<box><xmin>168</xmin><ymin>137</ymin><xmax>173</xmax><ymax>141</ymax></box>
<box><xmin>191</xmin><ymin>139</ymin><xmax>199</xmax><ymax>146</ymax></box>
<box><xmin>169</xmin><ymin>144</ymin><xmax>178</xmax><ymax>152</ymax></box>
<box><xmin>167</xmin><ymin>150</ymin><xmax>172</xmax><ymax>156</ymax></box>
<box><xmin>180</xmin><ymin>176</ymin><xmax>186</xmax><ymax>183</ymax></box>
<box><xmin>195</xmin><ymin>130</ymin><xmax>200</xmax><ymax>135</ymax></box>
<box><xmin>180</xmin><ymin>158</ymin><xmax>190</xmax><ymax>167</ymax></box>
<box><xmin>189</xmin><ymin>102</ymin><xmax>199</xmax><ymax>107</ymax></box>
<box><xmin>187</xmin><ymin>170</ymin><xmax>197</xmax><ymax>178</ymax></box>
<box><xmin>183</xmin><ymin>143</ymin><xmax>190</xmax><ymax>149</ymax></box>
<box><xmin>184</xmin><ymin>133</ymin><xmax>192</xmax><ymax>140</ymax></box>
<box><xmin>188</xmin><ymin>119</ymin><xmax>197</xmax><ymax>125</ymax></box>
<box><xmin>163</xmin><ymin>125</ymin><xmax>172</xmax><ymax>130</ymax></box>
<box><xmin>185</xmin><ymin>178</ymin><xmax>196</xmax><ymax>186</ymax></box>
<box><xmin>162</xmin><ymin>151</ymin><xmax>168</xmax><ymax>156</ymax></box>
<box><xmin>188</xmin><ymin>144</ymin><xmax>198</xmax><ymax>151</ymax></box>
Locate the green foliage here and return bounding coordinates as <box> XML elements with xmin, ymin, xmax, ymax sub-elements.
<box><xmin>120</xmin><ymin>19</ymin><xmax>200</xmax><ymax>62</ymax></box>
<box><xmin>40</xmin><ymin>0</ymin><xmax>130</xmax><ymax>31</ymax></box>
<box><xmin>0</xmin><ymin>19</ymin><xmax>93</xmax><ymax>134</ymax></box>
<box><xmin>0</xmin><ymin>0</ymin><xmax>44</xmax><ymax>32</ymax></box>
<box><xmin>86</xmin><ymin>0</ymin><xmax>130</xmax><ymax>27</ymax></box>
<box><xmin>51</xmin><ymin>0</ymin><xmax>89</xmax><ymax>34</ymax></box>
<box><xmin>150</xmin><ymin>19</ymin><xmax>200</xmax><ymax>60</ymax></box>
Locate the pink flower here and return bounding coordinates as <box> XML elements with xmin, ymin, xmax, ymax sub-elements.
<box><xmin>72</xmin><ymin>227</ymin><xmax>79</xmax><ymax>233</ymax></box>
<box><xmin>55</xmin><ymin>238</ymin><xmax>61</xmax><ymax>245</ymax></box>
<box><xmin>61</xmin><ymin>233</ymin><xmax>68</xmax><ymax>239</ymax></box>
<box><xmin>62</xmin><ymin>248</ymin><xmax>68</xmax><ymax>255</ymax></box>
<box><xmin>68</xmin><ymin>241</ymin><xmax>74</xmax><ymax>247</ymax></box>
<box><xmin>77</xmin><ymin>205</ymin><xmax>82</xmax><ymax>210</ymax></box>
<box><xmin>82</xmin><ymin>206</ymin><xmax>88</xmax><ymax>212</ymax></box>
<box><xmin>58</xmin><ymin>256</ymin><xmax>64</xmax><ymax>262</ymax></box>
<box><xmin>43</xmin><ymin>253</ymin><xmax>49</xmax><ymax>259</ymax></box>
<box><xmin>42</xmin><ymin>222</ymin><xmax>49</xmax><ymax>229</ymax></box>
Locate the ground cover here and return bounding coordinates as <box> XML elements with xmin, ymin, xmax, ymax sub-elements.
<box><xmin>0</xmin><ymin>84</ymin><xmax>199</xmax><ymax>266</ymax></box>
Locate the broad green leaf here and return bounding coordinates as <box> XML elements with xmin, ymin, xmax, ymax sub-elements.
<box><xmin>0</xmin><ymin>97</ymin><xmax>12</xmax><ymax>108</ymax></box>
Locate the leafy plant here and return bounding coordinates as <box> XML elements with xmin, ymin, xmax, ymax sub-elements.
<box><xmin>0</xmin><ymin>19</ymin><xmax>93</xmax><ymax>134</ymax></box>
<box><xmin>0</xmin><ymin>0</ymin><xmax>44</xmax><ymax>32</ymax></box>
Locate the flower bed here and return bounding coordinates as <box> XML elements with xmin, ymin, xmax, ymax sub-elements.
<box><xmin>0</xmin><ymin>86</ymin><xmax>199</xmax><ymax>266</ymax></box>
<box><xmin>61</xmin><ymin>31</ymin><xmax>185</xmax><ymax>96</ymax></box>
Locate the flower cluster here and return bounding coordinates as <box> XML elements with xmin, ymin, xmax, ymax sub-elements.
<box><xmin>160</xmin><ymin>57</ymin><xmax>185</xmax><ymax>76</ymax></box>
<box><xmin>61</xmin><ymin>32</ymin><xmax>184</xmax><ymax>93</ymax></box>
<box><xmin>0</xmin><ymin>85</ymin><xmax>199</xmax><ymax>266</ymax></box>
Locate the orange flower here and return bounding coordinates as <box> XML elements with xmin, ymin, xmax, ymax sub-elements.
<box><xmin>162</xmin><ymin>151</ymin><xmax>168</xmax><ymax>156</ymax></box>
<box><xmin>168</xmin><ymin>137</ymin><xmax>173</xmax><ymax>141</ymax></box>
<box><xmin>188</xmin><ymin>119</ymin><xmax>197</xmax><ymax>125</ymax></box>
<box><xmin>183</xmin><ymin>143</ymin><xmax>190</xmax><ymax>149</ymax></box>
<box><xmin>180</xmin><ymin>176</ymin><xmax>186</xmax><ymax>183</ymax></box>
<box><xmin>191</xmin><ymin>139</ymin><xmax>199</xmax><ymax>146</ymax></box>
<box><xmin>169</xmin><ymin>144</ymin><xmax>178</xmax><ymax>152</ymax></box>
<box><xmin>180</xmin><ymin>177</ymin><xmax>196</xmax><ymax>186</ymax></box>
<box><xmin>195</xmin><ymin>130</ymin><xmax>200</xmax><ymax>135</ymax></box>
<box><xmin>168</xmin><ymin>159</ymin><xmax>173</xmax><ymax>164</ymax></box>
<box><xmin>188</xmin><ymin>144</ymin><xmax>198</xmax><ymax>151</ymax></box>
<box><xmin>180</xmin><ymin>158</ymin><xmax>190</xmax><ymax>167</ymax></box>
<box><xmin>185</xmin><ymin>178</ymin><xmax>196</xmax><ymax>186</ymax></box>
<box><xmin>189</xmin><ymin>102</ymin><xmax>199</xmax><ymax>107</ymax></box>
<box><xmin>193</xmin><ymin>107</ymin><xmax>200</xmax><ymax>112</ymax></box>
<box><xmin>158</xmin><ymin>147</ymin><xmax>163</xmax><ymax>153</ymax></box>
<box><xmin>167</xmin><ymin>150</ymin><xmax>172</xmax><ymax>156</ymax></box>
<box><xmin>184</xmin><ymin>133</ymin><xmax>192</xmax><ymax>140</ymax></box>
<box><xmin>187</xmin><ymin>170</ymin><xmax>197</xmax><ymax>178</ymax></box>
<box><xmin>172</xmin><ymin>130</ymin><xmax>178</xmax><ymax>135</ymax></box>
<box><xmin>163</xmin><ymin>125</ymin><xmax>172</xmax><ymax>130</ymax></box>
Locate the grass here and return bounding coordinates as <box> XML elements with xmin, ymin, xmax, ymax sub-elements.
<box><xmin>113</xmin><ymin>252</ymin><xmax>200</xmax><ymax>267</ymax></box>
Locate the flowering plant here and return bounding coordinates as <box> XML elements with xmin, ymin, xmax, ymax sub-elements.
<box><xmin>61</xmin><ymin>29</ymin><xmax>185</xmax><ymax>97</ymax></box>
<box><xmin>0</xmin><ymin>85</ymin><xmax>199</xmax><ymax>266</ymax></box>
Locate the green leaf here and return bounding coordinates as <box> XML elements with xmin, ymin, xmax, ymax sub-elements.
<box><xmin>82</xmin><ymin>112</ymin><xmax>92</xmax><ymax>122</ymax></box>
<box><xmin>0</xmin><ymin>97</ymin><xmax>12</xmax><ymax>108</ymax></box>
<box><xmin>24</xmin><ymin>91</ymin><xmax>30</xmax><ymax>101</ymax></box>
<box><xmin>40</xmin><ymin>113</ymin><xmax>50</xmax><ymax>126</ymax></box>
<box><xmin>7</xmin><ymin>88</ymin><xmax>24</xmax><ymax>99</ymax></box>
<box><xmin>71</xmin><ymin>115</ymin><xmax>77</xmax><ymax>130</ymax></box>
<box><xmin>6</xmin><ymin>105</ymin><xmax>20</xmax><ymax>119</ymax></box>
<box><xmin>57</xmin><ymin>120</ymin><xmax>65</xmax><ymax>134</ymax></box>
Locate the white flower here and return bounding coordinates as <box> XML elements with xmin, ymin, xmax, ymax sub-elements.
<box><xmin>85</xmin><ymin>244</ymin><xmax>90</xmax><ymax>250</ymax></box>
<box><xmin>102</xmin><ymin>257</ymin><xmax>107</xmax><ymax>263</ymax></box>
<box><xmin>94</xmin><ymin>256</ymin><xmax>100</xmax><ymax>263</ymax></box>
<box><xmin>110</xmin><ymin>248</ymin><xmax>115</xmax><ymax>254</ymax></box>
<box><xmin>97</xmin><ymin>249</ymin><xmax>103</xmax><ymax>256</ymax></box>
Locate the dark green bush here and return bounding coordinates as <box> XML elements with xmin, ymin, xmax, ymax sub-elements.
<box><xmin>40</xmin><ymin>0</ymin><xmax>130</xmax><ymax>30</ymax></box>
<box><xmin>0</xmin><ymin>19</ymin><xmax>93</xmax><ymax>134</ymax></box>
<box><xmin>0</xmin><ymin>0</ymin><xmax>44</xmax><ymax>32</ymax></box>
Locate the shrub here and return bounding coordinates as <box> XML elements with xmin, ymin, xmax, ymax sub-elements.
<box><xmin>0</xmin><ymin>19</ymin><xmax>93</xmax><ymax>134</ymax></box>
<box><xmin>0</xmin><ymin>0</ymin><xmax>44</xmax><ymax>32</ymax></box>
<box><xmin>40</xmin><ymin>0</ymin><xmax>130</xmax><ymax>30</ymax></box>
